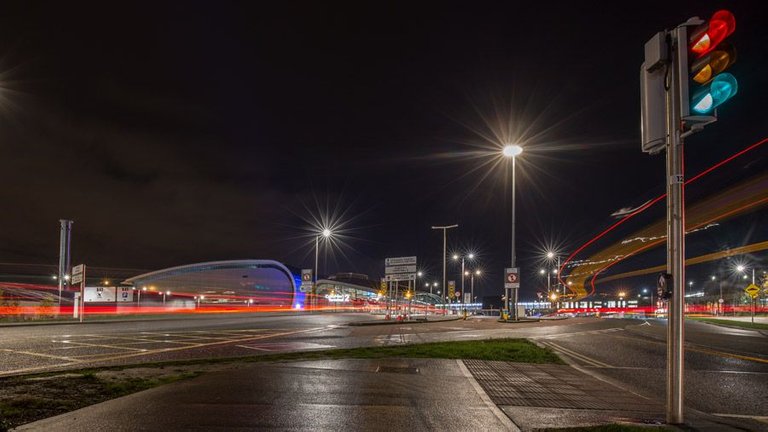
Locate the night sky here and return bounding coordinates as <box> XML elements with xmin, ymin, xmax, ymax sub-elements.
<box><xmin>1</xmin><ymin>1</ymin><xmax>766</xmax><ymax>299</ymax></box>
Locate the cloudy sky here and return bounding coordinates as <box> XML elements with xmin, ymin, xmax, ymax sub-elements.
<box><xmin>0</xmin><ymin>1</ymin><xmax>766</xmax><ymax>299</ymax></box>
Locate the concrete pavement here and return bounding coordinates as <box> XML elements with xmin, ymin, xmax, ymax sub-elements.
<box><xmin>15</xmin><ymin>356</ymin><xmax>763</xmax><ymax>431</ymax></box>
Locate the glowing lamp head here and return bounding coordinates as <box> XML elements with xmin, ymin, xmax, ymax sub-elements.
<box><xmin>475</xmin><ymin>270</ymin><xmax>481</xmax><ymax>275</ymax></box>
<box><xmin>322</xmin><ymin>228</ymin><xmax>332</xmax><ymax>238</ymax></box>
<box><xmin>736</xmin><ymin>265</ymin><xmax>745</xmax><ymax>272</ymax></box>
<box><xmin>417</xmin><ymin>271</ymin><xmax>423</xmax><ymax>277</ymax></box>
<box><xmin>691</xmin><ymin>73</ymin><xmax>737</xmax><ymax>114</ymax></box>
<box><xmin>468</xmin><ymin>253</ymin><xmax>475</xmax><ymax>259</ymax></box>
<box><xmin>502</xmin><ymin>144</ymin><xmax>523</xmax><ymax>158</ymax></box>
<box><xmin>452</xmin><ymin>254</ymin><xmax>459</xmax><ymax>260</ymax></box>
<box><xmin>690</xmin><ymin>10</ymin><xmax>736</xmax><ymax>57</ymax></box>
<box><xmin>546</xmin><ymin>251</ymin><xmax>555</xmax><ymax>259</ymax></box>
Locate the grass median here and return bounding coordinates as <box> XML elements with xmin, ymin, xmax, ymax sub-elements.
<box><xmin>689</xmin><ymin>317</ymin><xmax>768</xmax><ymax>331</ymax></box>
<box><xmin>0</xmin><ymin>338</ymin><xmax>560</xmax><ymax>430</ymax></box>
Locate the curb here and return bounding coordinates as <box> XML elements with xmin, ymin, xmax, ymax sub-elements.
<box><xmin>348</xmin><ymin>316</ymin><xmax>462</xmax><ymax>326</ymax></box>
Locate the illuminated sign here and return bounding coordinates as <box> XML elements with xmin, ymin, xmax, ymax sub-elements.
<box><xmin>325</xmin><ymin>294</ymin><xmax>350</xmax><ymax>303</ymax></box>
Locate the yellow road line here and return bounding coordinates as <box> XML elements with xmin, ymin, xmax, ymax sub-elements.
<box><xmin>0</xmin><ymin>348</ymin><xmax>80</xmax><ymax>362</ymax></box>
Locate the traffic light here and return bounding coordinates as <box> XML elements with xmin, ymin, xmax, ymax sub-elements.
<box><xmin>683</xmin><ymin>10</ymin><xmax>738</xmax><ymax>118</ymax></box>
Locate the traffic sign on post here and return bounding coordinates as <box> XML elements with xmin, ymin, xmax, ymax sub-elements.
<box><xmin>504</xmin><ymin>268</ymin><xmax>519</xmax><ymax>289</ymax></box>
<box><xmin>745</xmin><ymin>284</ymin><xmax>760</xmax><ymax>298</ymax></box>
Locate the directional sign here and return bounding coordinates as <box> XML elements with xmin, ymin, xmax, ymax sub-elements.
<box><xmin>385</xmin><ymin>273</ymin><xmax>415</xmax><ymax>282</ymax></box>
<box><xmin>72</xmin><ymin>264</ymin><xmax>84</xmax><ymax>276</ymax></box>
<box><xmin>385</xmin><ymin>256</ymin><xmax>417</xmax><ymax>266</ymax></box>
<box><xmin>745</xmin><ymin>284</ymin><xmax>760</xmax><ymax>298</ymax></box>
<box><xmin>505</xmin><ymin>268</ymin><xmax>519</xmax><ymax>289</ymax></box>
<box><xmin>385</xmin><ymin>265</ymin><xmax>417</xmax><ymax>275</ymax></box>
<box><xmin>71</xmin><ymin>273</ymin><xmax>83</xmax><ymax>284</ymax></box>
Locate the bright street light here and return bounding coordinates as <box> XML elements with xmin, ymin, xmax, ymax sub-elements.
<box><xmin>736</xmin><ymin>264</ymin><xmax>745</xmax><ymax>272</ymax></box>
<box><xmin>546</xmin><ymin>251</ymin><xmax>555</xmax><ymax>259</ymax></box>
<box><xmin>502</xmin><ymin>144</ymin><xmax>523</xmax><ymax>158</ymax></box>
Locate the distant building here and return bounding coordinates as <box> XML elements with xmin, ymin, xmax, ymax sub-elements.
<box><xmin>122</xmin><ymin>260</ymin><xmax>298</xmax><ymax>308</ymax></box>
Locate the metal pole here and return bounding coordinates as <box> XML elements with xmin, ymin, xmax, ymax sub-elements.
<box><xmin>314</xmin><ymin>235</ymin><xmax>320</xmax><ymax>311</ymax></box>
<box><xmin>666</xmin><ymin>26</ymin><xmax>686</xmax><ymax>425</ymax></box>
<box><xmin>461</xmin><ymin>258</ymin><xmax>465</xmax><ymax>308</ymax></box>
<box><xmin>57</xmin><ymin>220</ymin><xmax>73</xmax><ymax>307</ymax></box>
<box><xmin>507</xmin><ymin>156</ymin><xmax>519</xmax><ymax>321</ymax></box>
<box><xmin>471</xmin><ymin>274</ymin><xmax>474</xmax><ymax>311</ymax></box>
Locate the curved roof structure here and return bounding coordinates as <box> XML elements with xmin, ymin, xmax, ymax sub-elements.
<box><xmin>122</xmin><ymin>260</ymin><xmax>298</xmax><ymax>305</ymax></box>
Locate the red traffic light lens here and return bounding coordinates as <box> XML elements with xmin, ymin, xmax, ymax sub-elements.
<box><xmin>690</xmin><ymin>10</ymin><xmax>736</xmax><ymax>56</ymax></box>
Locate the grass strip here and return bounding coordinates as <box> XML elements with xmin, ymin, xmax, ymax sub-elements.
<box><xmin>689</xmin><ymin>317</ymin><xmax>768</xmax><ymax>331</ymax></box>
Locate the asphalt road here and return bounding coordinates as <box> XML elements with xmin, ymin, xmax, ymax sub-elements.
<box><xmin>1</xmin><ymin>313</ymin><xmax>766</xmax><ymax>422</ymax></box>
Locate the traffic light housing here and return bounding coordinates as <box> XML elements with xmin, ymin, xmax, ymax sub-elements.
<box><xmin>681</xmin><ymin>10</ymin><xmax>738</xmax><ymax>120</ymax></box>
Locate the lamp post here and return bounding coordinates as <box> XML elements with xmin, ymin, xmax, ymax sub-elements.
<box><xmin>502</xmin><ymin>144</ymin><xmax>523</xmax><ymax>319</ymax></box>
<box><xmin>432</xmin><ymin>224</ymin><xmax>458</xmax><ymax>313</ymax></box>
<box><xmin>162</xmin><ymin>290</ymin><xmax>170</xmax><ymax>305</ymax></box>
<box><xmin>470</xmin><ymin>269</ymin><xmax>481</xmax><ymax>312</ymax></box>
<box><xmin>453</xmin><ymin>253</ymin><xmax>474</xmax><ymax>307</ymax></box>
<box><xmin>314</xmin><ymin>228</ymin><xmax>332</xmax><ymax>310</ymax></box>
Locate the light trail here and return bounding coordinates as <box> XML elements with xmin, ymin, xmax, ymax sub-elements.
<box><xmin>559</xmin><ymin>137</ymin><xmax>768</xmax><ymax>298</ymax></box>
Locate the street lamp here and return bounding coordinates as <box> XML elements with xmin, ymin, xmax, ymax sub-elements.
<box><xmin>432</xmin><ymin>224</ymin><xmax>458</xmax><ymax>312</ymax></box>
<box><xmin>470</xmin><ymin>269</ymin><xmax>481</xmax><ymax>312</ymax></box>
<box><xmin>313</xmin><ymin>228</ymin><xmax>333</xmax><ymax>310</ymax></box>
<box><xmin>162</xmin><ymin>290</ymin><xmax>171</xmax><ymax>305</ymax></box>
<box><xmin>453</xmin><ymin>253</ymin><xmax>475</xmax><ymax>307</ymax></box>
<box><xmin>545</xmin><ymin>251</ymin><xmax>563</xmax><ymax>295</ymax></box>
<box><xmin>502</xmin><ymin>144</ymin><xmax>523</xmax><ymax>319</ymax></box>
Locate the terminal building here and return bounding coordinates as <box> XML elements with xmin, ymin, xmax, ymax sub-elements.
<box><xmin>122</xmin><ymin>260</ymin><xmax>299</xmax><ymax>309</ymax></box>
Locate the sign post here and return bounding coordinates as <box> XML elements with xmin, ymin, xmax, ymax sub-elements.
<box><xmin>385</xmin><ymin>256</ymin><xmax>417</xmax><ymax>317</ymax></box>
<box><xmin>504</xmin><ymin>268</ymin><xmax>520</xmax><ymax>320</ymax></box>
<box><xmin>745</xmin><ymin>284</ymin><xmax>760</xmax><ymax>324</ymax></box>
<box><xmin>71</xmin><ymin>264</ymin><xmax>86</xmax><ymax>322</ymax></box>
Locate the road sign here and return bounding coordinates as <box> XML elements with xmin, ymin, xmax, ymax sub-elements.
<box><xmin>385</xmin><ymin>265</ymin><xmax>417</xmax><ymax>274</ymax></box>
<box><xmin>504</xmin><ymin>268</ymin><xmax>519</xmax><ymax>289</ymax></box>
<box><xmin>300</xmin><ymin>269</ymin><xmax>313</xmax><ymax>293</ymax></box>
<box><xmin>385</xmin><ymin>273</ymin><xmax>415</xmax><ymax>282</ymax></box>
<box><xmin>448</xmin><ymin>280</ymin><xmax>455</xmax><ymax>298</ymax></box>
<box><xmin>72</xmin><ymin>264</ymin><xmax>84</xmax><ymax>275</ymax></box>
<box><xmin>385</xmin><ymin>256</ymin><xmax>417</xmax><ymax>266</ymax></box>
<box><xmin>745</xmin><ymin>284</ymin><xmax>760</xmax><ymax>298</ymax></box>
<box><xmin>71</xmin><ymin>273</ymin><xmax>83</xmax><ymax>284</ymax></box>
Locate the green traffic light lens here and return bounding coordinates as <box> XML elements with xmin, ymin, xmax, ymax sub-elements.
<box><xmin>691</xmin><ymin>73</ymin><xmax>738</xmax><ymax>114</ymax></box>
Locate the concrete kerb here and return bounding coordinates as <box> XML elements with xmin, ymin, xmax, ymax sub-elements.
<box><xmin>347</xmin><ymin>316</ymin><xmax>462</xmax><ymax>326</ymax></box>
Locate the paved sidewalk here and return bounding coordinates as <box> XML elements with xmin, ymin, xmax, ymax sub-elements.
<box><xmin>15</xmin><ymin>358</ymin><xmax>763</xmax><ymax>431</ymax></box>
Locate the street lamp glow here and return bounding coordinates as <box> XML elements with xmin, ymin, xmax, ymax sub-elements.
<box><xmin>502</xmin><ymin>144</ymin><xmax>523</xmax><ymax>158</ymax></box>
<box><xmin>618</xmin><ymin>291</ymin><xmax>626</xmax><ymax>298</ymax></box>
<box><xmin>736</xmin><ymin>264</ymin><xmax>745</xmax><ymax>272</ymax></box>
<box><xmin>322</xmin><ymin>228</ymin><xmax>332</xmax><ymax>238</ymax></box>
<box><xmin>468</xmin><ymin>253</ymin><xmax>475</xmax><ymax>259</ymax></box>
<box><xmin>546</xmin><ymin>251</ymin><xmax>555</xmax><ymax>259</ymax></box>
<box><xmin>475</xmin><ymin>270</ymin><xmax>481</xmax><ymax>276</ymax></box>
<box><xmin>464</xmin><ymin>271</ymin><xmax>470</xmax><ymax>276</ymax></box>
<box><xmin>711</xmin><ymin>275</ymin><xmax>716</xmax><ymax>281</ymax></box>
<box><xmin>539</xmin><ymin>269</ymin><xmax>545</xmax><ymax>275</ymax></box>
<box><xmin>452</xmin><ymin>254</ymin><xmax>459</xmax><ymax>260</ymax></box>
<box><xmin>417</xmin><ymin>271</ymin><xmax>423</xmax><ymax>277</ymax></box>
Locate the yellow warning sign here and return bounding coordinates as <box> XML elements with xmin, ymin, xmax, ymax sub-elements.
<box><xmin>745</xmin><ymin>284</ymin><xmax>760</xmax><ymax>298</ymax></box>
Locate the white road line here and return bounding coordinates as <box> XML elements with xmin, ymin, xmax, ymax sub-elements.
<box><xmin>540</xmin><ymin>341</ymin><xmax>613</xmax><ymax>368</ymax></box>
<box><xmin>713</xmin><ymin>413</ymin><xmax>768</xmax><ymax>423</ymax></box>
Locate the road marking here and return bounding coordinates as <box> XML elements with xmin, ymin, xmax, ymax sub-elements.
<box><xmin>0</xmin><ymin>348</ymin><xmax>80</xmax><ymax>362</ymax></box>
<box><xmin>457</xmin><ymin>360</ymin><xmax>520</xmax><ymax>431</ymax></box>
<box><xmin>52</xmin><ymin>341</ymin><xmax>147</xmax><ymax>352</ymax></box>
<box><xmin>540</xmin><ymin>341</ymin><xmax>613</xmax><ymax>368</ymax></box>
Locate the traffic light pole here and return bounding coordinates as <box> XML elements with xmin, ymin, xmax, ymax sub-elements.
<box><xmin>665</xmin><ymin>25</ymin><xmax>688</xmax><ymax>425</ymax></box>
